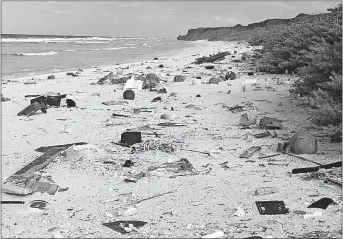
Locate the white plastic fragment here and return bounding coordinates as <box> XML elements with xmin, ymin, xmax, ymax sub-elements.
<box><xmin>304</xmin><ymin>211</ymin><xmax>322</xmax><ymax>219</ymax></box>
<box><xmin>122</xmin><ymin>207</ymin><xmax>138</xmax><ymax>216</ymax></box>
<box><xmin>201</xmin><ymin>230</ymin><xmax>225</xmax><ymax>238</ymax></box>
<box><xmin>232</xmin><ymin>207</ymin><xmax>245</xmax><ymax>217</ymax></box>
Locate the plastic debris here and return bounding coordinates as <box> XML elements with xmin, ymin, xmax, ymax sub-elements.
<box><xmin>233</xmin><ymin>207</ymin><xmax>245</xmax><ymax>217</ymax></box>
<box><xmin>254</xmin><ymin>187</ymin><xmax>278</xmax><ymax>196</ymax></box>
<box><xmin>308</xmin><ymin>197</ymin><xmax>335</xmax><ymax>209</ymax></box>
<box><xmin>239</xmin><ymin>146</ymin><xmax>261</xmax><ymax>159</ymax></box>
<box><xmin>29</xmin><ymin>200</ymin><xmax>48</xmax><ymax>210</ymax></box>
<box><xmin>201</xmin><ymin>230</ymin><xmax>225</xmax><ymax>238</ymax></box>
<box><xmin>259</xmin><ymin>117</ymin><xmax>282</xmax><ymax>129</ymax></box>
<box><xmin>123</xmin><ymin>90</ymin><xmax>135</xmax><ymax>100</ymax></box>
<box><xmin>103</xmin><ymin>221</ymin><xmax>147</xmax><ymax>234</ymax></box>
<box><xmin>255</xmin><ymin>201</ymin><xmax>289</xmax><ymax>215</ymax></box>
<box><xmin>120</xmin><ymin>132</ymin><xmax>142</xmax><ymax>146</ymax></box>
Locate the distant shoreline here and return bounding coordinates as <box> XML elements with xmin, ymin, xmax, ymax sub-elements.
<box><xmin>1</xmin><ymin>33</ymin><xmax>169</xmax><ymax>40</ymax></box>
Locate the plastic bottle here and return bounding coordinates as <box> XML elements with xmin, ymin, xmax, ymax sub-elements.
<box><xmin>254</xmin><ymin>187</ymin><xmax>278</xmax><ymax>196</ymax></box>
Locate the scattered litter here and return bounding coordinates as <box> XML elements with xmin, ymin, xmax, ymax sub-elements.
<box><xmin>123</xmin><ymin>89</ymin><xmax>135</xmax><ymax>100</ymax></box>
<box><xmin>303</xmin><ymin>211</ymin><xmax>322</xmax><ymax>219</ymax></box>
<box><xmin>17</xmin><ymin>101</ymin><xmax>47</xmax><ymax>116</ymax></box>
<box><xmin>58</xmin><ymin>187</ymin><xmax>69</xmax><ymax>192</ymax></box>
<box><xmin>174</xmin><ymin>75</ymin><xmax>186</xmax><ymax>82</ymax></box>
<box><xmin>228</xmin><ymin>105</ymin><xmax>244</xmax><ymax>113</ymax></box>
<box><xmin>66</xmin><ymin>99</ymin><xmax>76</xmax><ymax>107</ymax></box>
<box><xmin>124</xmin><ymin>172</ymin><xmax>146</xmax><ymax>183</ymax></box>
<box><xmin>158</xmin><ymin>122</ymin><xmax>187</xmax><ymax>127</ymax></box>
<box><xmin>120</xmin><ymin>132</ymin><xmax>142</xmax><ymax>146</ymax></box>
<box><xmin>142</xmin><ymin>73</ymin><xmax>160</xmax><ymax>89</ymax></box>
<box><xmin>152</xmin><ymin>96</ymin><xmax>162</xmax><ymax>102</ymax></box>
<box><xmin>194</xmin><ymin>51</ymin><xmax>230</xmax><ymax>64</ymax></box>
<box><xmin>102</xmin><ymin>101</ymin><xmax>129</xmax><ymax>106</ymax></box>
<box><xmin>1</xmin><ymin>94</ymin><xmax>11</xmax><ymax>102</ymax></box>
<box><xmin>239</xmin><ymin>146</ymin><xmax>261</xmax><ymax>159</ymax></box>
<box><xmin>268</xmin><ymin>129</ymin><xmax>277</xmax><ymax>138</ymax></box>
<box><xmin>239</xmin><ymin>113</ymin><xmax>257</xmax><ymax>127</ymax></box>
<box><xmin>259</xmin><ymin>117</ymin><xmax>282</xmax><ymax>129</ymax></box>
<box><xmin>255</xmin><ymin>201</ymin><xmax>289</xmax><ymax>215</ymax></box>
<box><xmin>307</xmin><ymin>198</ymin><xmax>336</xmax><ymax>209</ymax></box>
<box><xmin>47</xmin><ymin>75</ymin><xmax>55</xmax><ymax>80</ymax></box>
<box><xmin>225</xmin><ymin>71</ymin><xmax>236</xmax><ymax>80</ymax></box>
<box><xmin>201</xmin><ymin>230</ymin><xmax>225</xmax><ymax>238</ymax></box>
<box><xmin>233</xmin><ymin>207</ymin><xmax>245</xmax><ymax>217</ymax></box>
<box><xmin>29</xmin><ymin>200</ymin><xmax>48</xmax><ymax>210</ymax></box>
<box><xmin>122</xmin><ymin>206</ymin><xmax>138</xmax><ymax>216</ymax></box>
<box><xmin>254</xmin><ymin>131</ymin><xmax>270</xmax><ymax>138</ymax></box>
<box><xmin>130</xmin><ymin>140</ymin><xmax>176</xmax><ymax>154</ymax></box>
<box><xmin>123</xmin><ymin>160</ymin><xmax>134</xmax><ymax>168</ymax></box>
<box><xmin>103</xmin><ymin>221</ymin><xmax>147</xmax><ymax>234</ymax></box>
<box><xmin>27</xmin><ymin>181</ymin><xmax>59</xmax><ymax>195</ymax></box>
<box><xmin>150</xmin><ymin>158</ymin><xmax>197</xmax><ymax>178</ymax></box>
<box><xmin>158</xmin><ymin>88</ymin><xmax>167</xmax><ymax>94</ymax></box>
<box><xmin>289</xmin><ymin>131</ymin><xmax>317</xmax><ymax>154</ymax></box>
<box><xmin>35</xmin><ymin>142</ymin><xmax>87</xmax><ymax>153</ymax></box>
<box><xmin>160</xmin><ymin>113</ymin><xmax>170</xmax><ymax>120</ymax></box>
<box><xmin>66</xmin><ymin>72</ymin><xmax>78</xmax><ymax>77</ymax></box>
<box><xmin>1</xmin><ymin>200</ymin><xmax>25</xmax><ymax>204</ymax></box>
<box><xmin>2</xmin><ymin>183</ymin><xmax>32</xmax><ymax>195</ymax></box>
<box><xmin>292</xmin><ymin>161</ymin><xmax>342</xmax><ymax>174</ymax></box>
<box><xmin>134</xmin><ymin>191</ymin><xmax>174</xmax><ymax>204</ymax></box>
<box><xmin>112</xmin><ymin>113</ymin><xmax>131</xmax><ymax>118</ymax></box>
<box><xmin>276</xmin><ymin>142</ymin><xmax>288</xmax><ymax>153</ymax></box>
<box><xmin>254</xmin><ymin>187</ymin><xmax>278</xmax><ymax>196</ymax></box>
<box><xmin>192</xmin><ymin>78</ymin><xmax>202</xmax><ymax>85</ymax></box>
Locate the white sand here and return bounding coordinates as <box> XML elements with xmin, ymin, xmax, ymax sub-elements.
<box><xmin>1</xmin><ymin>40</ymin><xmax>341</xmax><ymax>238</ymax></box>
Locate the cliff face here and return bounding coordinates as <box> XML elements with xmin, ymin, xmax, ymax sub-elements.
<box><xmin>177</xmin><ymin>13</ymin><xmax>327</xmax><ymax>41</ymax></box>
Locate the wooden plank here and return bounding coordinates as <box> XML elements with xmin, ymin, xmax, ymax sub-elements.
<box><xmin>35</xmin><ymin>142</ymin><xmax>87</xmax><ymax>153</ymax></box>
<box><xmin>6</xmin><ymin>147</ymin><xmax>65</xmax><ymax>184</ymax></box>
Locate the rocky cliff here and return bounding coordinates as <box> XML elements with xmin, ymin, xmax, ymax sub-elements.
<box><xmin>177</xmin><ymin>13</ymin><xmax>327</xmax><ymax>41</ymax></box>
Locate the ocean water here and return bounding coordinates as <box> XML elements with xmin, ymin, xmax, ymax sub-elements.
<box><xmin>1</xmin><ymin>34</ymin><xmax>194</xmax><ymax>79</ymax></box>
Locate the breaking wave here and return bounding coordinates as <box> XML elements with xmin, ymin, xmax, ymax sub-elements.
<box><xmin>1</xmin><ymin>37</ymin><xmax>116</xmax><ymax>44</ymax></box>
<box><xmin>5</xmin><ymin>51</ymin><xmax>58</xmax><ymax>56</ymax></box>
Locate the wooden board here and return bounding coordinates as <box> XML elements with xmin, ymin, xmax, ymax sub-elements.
<box><xmin>34</xmin><ymin>142</ymin><xmax>87</xmax><ymax>153</ymax></box>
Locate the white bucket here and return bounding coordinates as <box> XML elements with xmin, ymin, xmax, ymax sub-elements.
<box><xmin>192</xmin><ymin>78</ymin><xmax>202</xmax><ymax>85</ymax></box>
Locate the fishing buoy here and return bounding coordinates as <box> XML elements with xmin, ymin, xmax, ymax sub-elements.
<box><xmin>123</xmin><ymin>90</ymin><xmax>135</xmax><ymax>100</ymax></box>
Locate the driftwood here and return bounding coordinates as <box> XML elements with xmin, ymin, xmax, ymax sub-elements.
<box><xmin>292</xmin><ymin>161</ymin><xmax>342</xmax><ymax>174</ymax></box>
<box><xmin>193</xmin><ymin>51</ymin><xmax>230</xmax><ymax>64</ymax></box>
<box><xmin>135</xmin><ymin>191</ymin><xmax>174</xmax><ymax>204</ymax></box>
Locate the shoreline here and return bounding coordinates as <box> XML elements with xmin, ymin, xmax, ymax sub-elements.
<box><xmin>1</xmin><ymin>40</ymin><xmax>205</xmax><ymax>81</ymax></box>
<box><xmin>2</xmin><ymin>39</ymin><xmax>341</xmax><ymax>238</ymax></box>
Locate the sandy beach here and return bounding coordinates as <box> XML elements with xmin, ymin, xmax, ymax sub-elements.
<box><xmin>1</xmin><ymin>40</ymin><xmax>342</xmax><ymax>238</ymax></box>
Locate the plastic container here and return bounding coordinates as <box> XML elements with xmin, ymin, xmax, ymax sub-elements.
<box><xmin>192</xmin><ymin>78</ymin><xmax>201</xmax><ymax>85</ymax></box>
<box><xmin>201</xmin><ymin>230</ymin><xmax>225</xmax><ymax>238</ymax></box>
<box><xmin>254</xmin><ymin>187</ymin><xmax>278</xmax><ymax>196</ymax></box>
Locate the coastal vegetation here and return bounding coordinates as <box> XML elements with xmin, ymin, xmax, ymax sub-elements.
<box><xmin>249</xmin><ymin>4</ymin><xmax>342</xmax><ymax>126</ymax></box>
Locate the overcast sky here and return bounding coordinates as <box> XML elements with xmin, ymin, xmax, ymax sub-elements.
<box><xmin>2</xmin><ymin>1</ymin><xmax>340</xmax><ymax>38</ymax></box>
